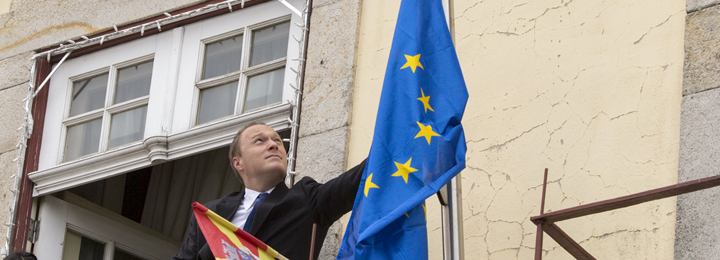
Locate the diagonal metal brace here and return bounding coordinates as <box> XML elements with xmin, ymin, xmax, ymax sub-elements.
<box><xmin>542</xmin><ymin>223</ymin><xmax>596</xmax><ymax>260</ymax></box>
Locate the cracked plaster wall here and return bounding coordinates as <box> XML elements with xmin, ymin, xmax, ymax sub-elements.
<box><xmin>675</xmin><ymin>3</ymin><xmax>720</xmax><ymax>260</ymax></box>
<box><xmin>348</xmin><ymin>0</ymin><xmax>684</xmax><ymax>259</ymax></box>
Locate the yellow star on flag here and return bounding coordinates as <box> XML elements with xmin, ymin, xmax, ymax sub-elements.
<box><xmin>400</xmin><ymin>54</ymin><xmax>424</xmax><ymax>73</ymax></box>
<box><xmin>414</xmin><ymin>122</ymin><xmax>440</xmax><ymax>145</ymax></box>
<box><xmin>392</xmin><ymin>158</ymin><xmax>418</xmax><ymax>183</ymax></box>
<box><xmin>364</xmin><ymin>173</ymin><xmax>379</xmax><ymax>197</ymax></box>
<box><xmin>417</xmin><ymin>88</ymin><xmax>434</xmax><ymax>113</ymax></box>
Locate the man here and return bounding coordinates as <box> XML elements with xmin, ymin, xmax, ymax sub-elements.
<box><xmin>4</xmin><ymin>252</ymin><xmax>37</xmax><ymax>260</ymax></box>
<box><xmin>173</xmin><ymin>123</ymin><xmax>366</xmax><ymax>260</ymax></box>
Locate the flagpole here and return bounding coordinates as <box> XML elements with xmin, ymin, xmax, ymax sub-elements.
<box><xmin>309</xmin><ymin>223</ymin><xmax>317</xmax><ymax>260</ymax></box>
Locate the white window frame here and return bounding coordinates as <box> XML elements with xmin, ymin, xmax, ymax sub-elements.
<box><xmin>60</xmin><ymin>54</ymin><xmax>154</xmax><ymax>163</ymax></box>
<box><xmin>29</xmin><ymin>0</ymin><xmax>303</xmax><ymax>197</ymax></box>
<box><xmin>190</xmin><ymin>15</ymin><xmax>291</xmax><ymax>126</ymax></box>
<box><xmin>34</xmin><ymin>194</ymin><xmax>179</xmax><ymax>259</ymax></box>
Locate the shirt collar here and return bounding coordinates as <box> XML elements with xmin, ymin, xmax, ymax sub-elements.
<box><xmin>243</xmin><ymin>186</ymin><xmax>275</xmax><ymax>206</ymax></box>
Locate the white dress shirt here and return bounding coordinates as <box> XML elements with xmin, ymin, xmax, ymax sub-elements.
<box><xmin>230</xmin><ymin>187</ymin><xmax>275</xmax><ymax>228</ymax></box>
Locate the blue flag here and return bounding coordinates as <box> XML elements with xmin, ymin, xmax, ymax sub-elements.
<box><xmin>336</xmin><ymin>0</ymin><xmax>468</xmax><ymax>259</ymax></box>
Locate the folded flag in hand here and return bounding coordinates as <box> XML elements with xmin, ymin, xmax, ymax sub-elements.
<box><xmin>192</xmin><ymin>202</ymin><xmax>288</xmax><ymax>260</ymax></box>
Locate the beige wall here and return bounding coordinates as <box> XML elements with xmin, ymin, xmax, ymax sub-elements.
<box><xmin>348</xmin><ymin>0</ymin><xmax>685</xmax><ymax>259</ymax></box>
<box><xmin>0</xmin><ymin>0</ymin><xmax>10</xmax><ymax>14</ymax></box>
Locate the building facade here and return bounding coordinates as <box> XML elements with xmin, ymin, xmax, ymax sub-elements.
<box><xmin>0</xmin><ymin>0</ymin><xmax>715</xmax><ymax>259</ymax></box>
<box><xmin>676</xmin><ymin>0</ymin><xmax>720</xmax><ymax>259</ymax></box>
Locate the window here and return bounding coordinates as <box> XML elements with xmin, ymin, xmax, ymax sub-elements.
<box><xmin>63</xmin><ymin>58</ymin><xmax>153</xmax><ymax>161</ymax></box>
<box><xmin>195</xmin><ymin>19</ymin><xmax>291</xmax><ymax>125</ymax></box>
<box><xmin>33</xmin><ymin>1</ymin><xmax>300</xmax><ymax>196</ymax></box>
<box><xmin>30</xmin><ymin>1</ymin><xmax>304</xmax><ymax>259</ymax></box>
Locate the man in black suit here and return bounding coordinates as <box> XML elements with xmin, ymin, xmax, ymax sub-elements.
<box><xmin>173</xmin><ymin>123</ymin><xmax>365</xmax><ymax>260</ymax></box>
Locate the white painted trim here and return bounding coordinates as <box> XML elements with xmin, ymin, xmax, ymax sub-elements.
<box><xmin>168</xmin><ymin>103</ymin><xmax>291</xmax><ymax>158</ymax></box>
<box><xmin>98</xmin><ymin>109</ymin><xmax>111</xmax><ymax>152</ymax></box>
<box><xmin>106</xmin><ymin>64</ymin><xmax>118</xmax><ymax>108</ymax></box>
<box><xmin>196</xmin><ymin>71</ymin><xmax>241</xmax><ymax>89</ymax></box>
<box><xmin>159</xmin><ymin>27</ymin><xmax>185</xmax><ymax>136</ymax></box>
<box><xmin>35</xmin><ymin>195</ymin><xmax>178</xmax><ymax>259</ymax></box>
<box><xmin>63</xmin><ymin>110</ymin><xmax>104</xmax><ymax>126</ymax></box>
<box><xmin>244</xmin><ymin>57</ymin><xmax>286</xmax><ymax>76</ymax></box>
<box><xmin>248</xmin><ymin>14</ymin><xmax>292</xmax><ymax>31</ymax></box>
<box><xmin>237</xmin><ymin>26</ymin><xmax>252</xmax><ymax>116</ymax></box>
<box><xmin>106</xmin><ymin>97</ymin><xmax>149</xmax><ymax>114</ymax></box>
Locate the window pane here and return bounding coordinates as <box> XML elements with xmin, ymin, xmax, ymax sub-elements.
<box><xmin>197</xmin><ymin>82</ymin><xmax>238</xmax><ymax>124</ymax></box>
<box><xmin>62</xmin><ymin>230</ymin><xmax>105</xmax><ymax>260</ymax></box>
<box><xmin>250</xmin><ymin>22</ymin><xmax>290</xmax><ymax>66</ymax></box>
<box><xmin>115</xmin><ymin>61</ymin><xmax>153</xmax><ymax>104</ymax></box>
<box><xmin>244</xmin><ymin>68</ymin><xmax>284</xmax><ymax>111</ymax></box>
<box><xmin>114</xmin><ymin>247</ymin><xmax>146</xmax><ymax>260</ymax></box>
<box><xmin>65</xmin><ymin>118</ymin><xmax>102</xmax><ymax>162</ymax></box>
<box><xmin>109</xmin><ymin>106</ymin><xmax>148</xmax><ymax>149</ymax></box>
<box><xmin>70</xmin><ymin>73</ymin><xmax>108</xmax><ymax>117</ymax></box>
<box><xmin>203</xmin><ymin>35</ymin><xmax>243</xmax><ymax>79</ymax></box>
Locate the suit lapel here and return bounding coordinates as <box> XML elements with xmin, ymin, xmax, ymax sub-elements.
<box><xmin>249</xmin><ymin>182</ymin><xmax>289</xmax><ymax>234</ymax></box>
<box><xmin>198</xmin><ymin>190</ymin><xmax>244</xmax><ymax>259</ymax></box>
<box><xmin>216</xmin><ymin>190</ymin><xmax>245</xmax><ymax>220</ymax></box>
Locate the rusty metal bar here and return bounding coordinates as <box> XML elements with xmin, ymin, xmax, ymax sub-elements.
<box><xmin>534</xmin><ymin>168</ymin><xmax>549</xmax><ymax>260</ymax></box>
<box><xmin>309</xmin><ymin>223</ymin><xmax>317</xmax><ymax>260</ymax></box>
<box><xmin>543</xmin><ymin>223</ymin><xmax>596</xmax><ymax>260</ymax></box>
<box><xmin>535</xmin><ymin>221</ymin><xmax>544</xmax><ymax>260</ymax></box>
<box><xmin>531</xmin><ymin>173</ymin><xmax>720</xmax><ymax>224</ymax></box>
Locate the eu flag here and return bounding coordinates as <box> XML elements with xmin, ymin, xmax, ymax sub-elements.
<box><xmin>336</xmin><ymin>0</ymin><xmax>468</xmax><ymax>259</ymax></box>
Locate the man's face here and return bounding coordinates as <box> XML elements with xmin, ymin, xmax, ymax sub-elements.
<box><xmin>233</xmin><ymin>125</ymin><xmax>288</xmax><ymax>186</ymax></box>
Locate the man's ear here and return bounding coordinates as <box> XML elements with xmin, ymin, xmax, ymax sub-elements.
<box><xmin>232</xmin><ymin>156</ymin><xmax>244</xmax><ymax>173</ymax></box>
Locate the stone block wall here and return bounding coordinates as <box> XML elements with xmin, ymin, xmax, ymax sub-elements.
<box><xmin>0</xmin><ymin>53</ymin><xmax>29</xmax><ymax>255</ymax></box>
<box><xmin>294</xmin><ymin>0</ymin><xmax>363</xmax><ymax>258</ymax></box>
<box><xmin>676</xmin><ymin>1</ymin><xmax>720</xmax><ymax>259</ymax></box>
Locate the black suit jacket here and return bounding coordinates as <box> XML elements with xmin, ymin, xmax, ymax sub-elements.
<box><xmin>172</xmin><ymin>160</ymin><xmax>366</xmax><ymax>260</ymax></box>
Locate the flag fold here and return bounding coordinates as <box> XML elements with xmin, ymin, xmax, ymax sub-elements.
<box><xmin>192</xmin><ymin>202</ymin><xmax>287</xmax><ymax>260</ymax></box>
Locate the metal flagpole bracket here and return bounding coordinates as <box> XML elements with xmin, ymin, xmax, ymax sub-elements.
<box><xmin>276</xmin><ymin>0</ymin><xmax>302</xmax><ymax>17</ymax></box>
<box><xmin>32</xmin><ymin>51</ymin><xmax>72</xmax><ymax>98</ymax></box>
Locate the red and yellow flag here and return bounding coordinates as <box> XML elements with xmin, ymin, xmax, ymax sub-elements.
<box><xmin>192</xmin><ymin>202</ymin><xmax>288</xmax><ymax>260</ymax></box>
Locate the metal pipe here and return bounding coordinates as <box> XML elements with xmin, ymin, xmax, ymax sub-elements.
<box><xmin>285</xmin><ymin>0</ymin><xmax>312</xmax><ymax>187</ymax></box>
<box><xmin>32</xmin><ymin>51</ymin><xmax>71</xmax><ymax>98</ymax></box>
<box><xmin>535</xmin><ymin>168</ymin><xmax>549</xmax><ymax>260</ymax></box>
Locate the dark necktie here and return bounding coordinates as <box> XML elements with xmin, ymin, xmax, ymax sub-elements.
<box><xmin>243</xmin><ymin>193</ymin><xmax>268</xmax><ymax>232</ymax></box>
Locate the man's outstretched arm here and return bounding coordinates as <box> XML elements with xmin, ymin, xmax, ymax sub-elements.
<box><xmin>303</xmin><ymin>159</ymin><xmax>367</xmax><ymax>226</ymax></box>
